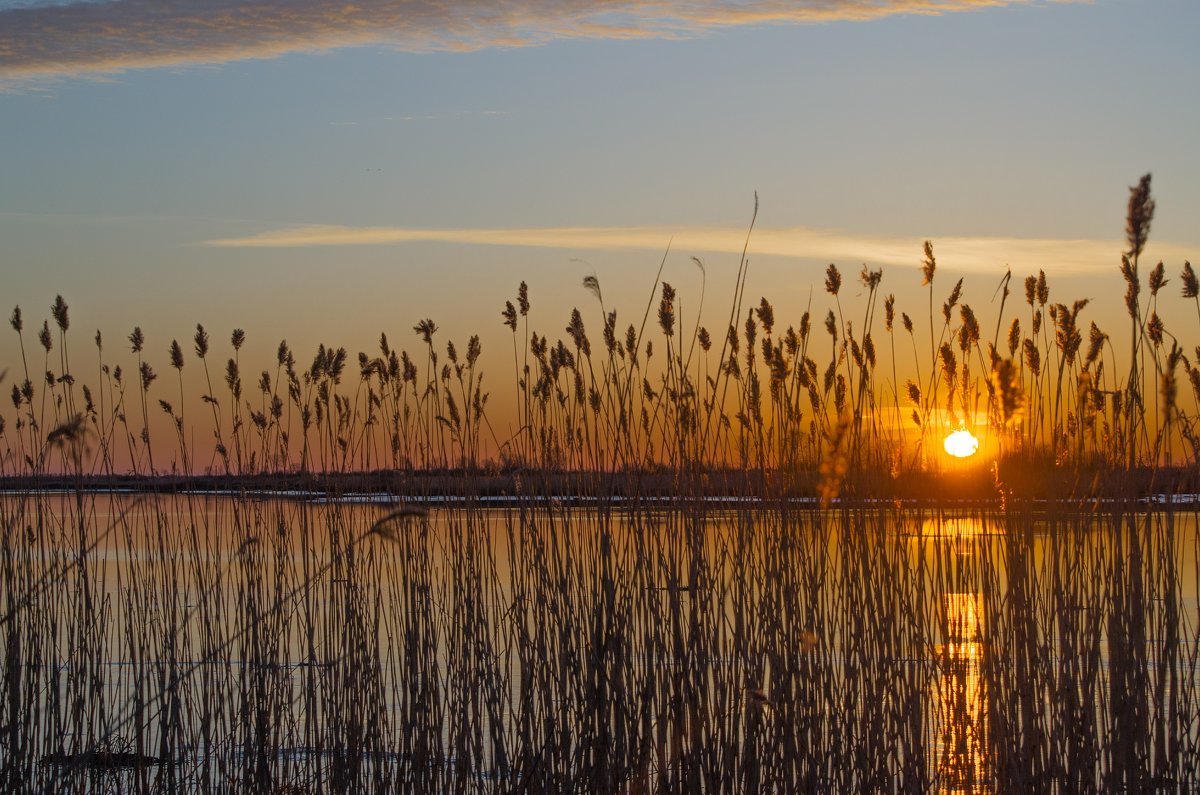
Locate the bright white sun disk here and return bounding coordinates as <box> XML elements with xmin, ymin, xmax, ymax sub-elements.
<box><xmin>943</xmin><ymin>429</ymin><xmax>979</xmax><ymax>458</ymax></box>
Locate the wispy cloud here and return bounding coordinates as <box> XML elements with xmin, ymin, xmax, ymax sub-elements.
<box><xmin>383</xmin><ymin>109</ymin><xmax>512</xmax><ymax>122</ymax></box>
<box><xmin>202</xmin><ymin>223</ymin><xmax>1194</xmax><ymax>275</ymax></box>
<box><xmin>0</xmin><ymin>0</ymin><xmax>1069</xmax><ymax>83</ymax></box>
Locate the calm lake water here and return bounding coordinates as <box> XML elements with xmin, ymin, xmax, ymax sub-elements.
<box><xmin>2</xmin><ymin>491</ymin><xmax>1198</xmax><ymax>792</ymax></box>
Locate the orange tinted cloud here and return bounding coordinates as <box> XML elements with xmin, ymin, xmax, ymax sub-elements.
<box><xmin>203</xmin><ymin>222</ymin><xmax>1195</xmax><ymax>275</ymax></box>
<box><xmin>1</xmin><ymin>0</ymin><xmax>1066</xmax><ymax>82</ymax></box>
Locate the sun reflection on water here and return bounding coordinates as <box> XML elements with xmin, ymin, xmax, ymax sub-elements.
<box><xmin>933</xmin><ymin>591</ymin><xmax>988</xmax><ymax>793</ymax></box>
<box><xmin>919</xmin><ymin>516</ymin><xmax>987</xmax><ymax>539</ymax></box>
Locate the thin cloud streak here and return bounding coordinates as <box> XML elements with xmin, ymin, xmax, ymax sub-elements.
<box><xmin>0</xmin><ymin>0</ymin><xmax>1069</xmax><ymax>82</ymax></box>
<box><xmin>203</xmin><ymin>223</ymin><xmax>1195</xmax><ymax>275</ymax></box>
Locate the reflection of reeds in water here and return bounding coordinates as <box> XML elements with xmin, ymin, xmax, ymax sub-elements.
<box><xmin>1</xmin><ymin>495</ymin><xmax>1198</xmax><ymax>792</ymax></box>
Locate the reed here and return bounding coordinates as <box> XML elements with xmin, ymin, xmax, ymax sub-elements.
<box><xmin>8</xmin><ymin>188</ymin><xmax>1197</xmax><ymax>482</ymax></box>
<box><xmin>2</xmin><ymin>487</ymin><xmax>1197</xmax><ymax>792</ymax></box>
<box><xmin>0</xmin><ymin>175</ymin><xmax>1197</xmax><ymax>793</ymax></box>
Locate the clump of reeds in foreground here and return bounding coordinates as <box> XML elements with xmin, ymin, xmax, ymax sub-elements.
<box><xmin>3</xmin><ymin>177</ymin><xmax>1195</xmax><ymax>500</ymax></box>
<box><xmin>2</xmin><ymin>472</ymin><xmax>1197</xmax><ymax>791</ymax></box>
<box><xmin>0</xmin><ymin>175</ymin><xmax>1197</xmax><ymax>794</ymax></box>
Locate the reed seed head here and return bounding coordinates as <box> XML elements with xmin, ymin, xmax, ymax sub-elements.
<box><xmin>50</xmin><ymin>295</ymin><xmax>68</xmax><ymax>332</ymax></box>
<box><xmin>1163</xmin><ymin>343</ymin><xmax>1182</xmax><ymax>412</ymax></box>
<box><xmin>467</xmin><ymin>335</ymin><xmax>481</xmax><ymax>367</ymax></box>
<box><xmin>226</xmin><ymin>359</ymin><xmax>240</xmax><ymax>396</ymax></box>
<box><xmin>193</xmin><ymin>324</ymin><xmax>209</xmax><ymax>359</ymax></box>
<box><xmin>1147</xmin><ymin>312</ymin><xmax>1164</xmax><ymax>346</ymax></box>
<box><xmin>942</xmin><ymin>278</ymin><xmax>963</xmax><ymax>324</ymax></box>
<box><xmin>784</xmin><ymin>326</ymin><xmax>799</xmax><ymax>356</ymax></box>
<box><xmin>46</xmin><ymin>413</ymin><xmax>86</xmax><ymax>447</ymax></box>
<box><xmin>959</xmin><ymin>304</ymin><xmax>979</xmax><ymax>350</ymax></box>
<box><xmin>1007</xmin><ymin>318</ymin><xmax>1020</xmax><ymax>356</ymax></box>
<box><xmin>603</xmin><ymin>310</ymin><xmax>617</xmax><ymax>354</ymax></box>
<box><xmin>939</xmin><ymin>342</ymin><xmax>957</xmax><ymax>391</ymax></box>
<box><xmin>1182</xmin><ymin>262</ymin><xmax>1198</xmax><ymax>299</ymax></box>
<box><xmin>518</xmin><ymin>281</ymin><xmax>530</xmax><ymax>316</ymax></box>
<box><xmin>414</xmin><ymin>319</ymin><xmax>438</xmax><ymax>345</ymax></box>
<box><xmin>1125</xmin><ymin>173</ymin><xmax>1154</xmax><ymax>261</ymax></box>
<box><xmin>658</xmin><ymin>283</ymin><xmax>676</xmax><ymax>338</ymax></box>
<box><xmin>825</xmin><ymin>263</ymin><xmax>842</xmax><ymax>296</ymax></box>
<box><xmin>1085</xmin><ymin>322</ymin><xmax>1107</xmax><ymax>366</ymax></box>
<box><xmin>757</xmin><ymin>297</ymin><xmax>775</xmax><ymax>336</ymax></box>
<box><xmin>1022</xmin><ymin>338</ymin><xmax>1041</xmax><ymax>377</ymax></box>
<box><xmin>566</xmin><ymin>309</ymin><xmax>587</xmax><ymax>351</ymax></box>
<box><xmin>921</xmin><ymin>241</ymin><xmax>936</xmax><ymax>286</ymax></box>
<box><xmin>582</xmin><ymin>274</ymin><xmax>603</xmax><ymax>306</ymax></box>
<box><xmin>860</xmin><ymin>266</ymin><xmax>882</xmax><ymax>290</ymax></box>
<box><xmin>1120</xmin><ymin>254</ymin><xmax>1141</xmax><ymax>319</ymax></box>
<box><xmin>1149</xmin><ymin>261</ymin><xmax>1167</xmax><ymax>297</ymax></box>
<box><xmin>905</xmin><ymin>380</ymin><xmax>921</xmax><ymax>406</ymax></box>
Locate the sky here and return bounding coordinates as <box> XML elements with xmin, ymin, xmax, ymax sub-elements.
<box><xmin>1</xmin><ymin>0</ymin><xmax>1198</xmax><ymax>469</ymax></box>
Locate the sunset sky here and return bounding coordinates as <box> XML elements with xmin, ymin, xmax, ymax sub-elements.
<box><xmin>2</xmin><ymin>0</ymin><xmax>1198</xmax><ymax>466</ymax></box>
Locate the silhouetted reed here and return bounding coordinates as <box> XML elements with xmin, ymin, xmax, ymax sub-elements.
<box><xmin>1</xmin><ymin>175</ymin><xmax>1198</xmax><ymax>793</ymax></box>
<box><xmin>3</xmin><ymin>488</ymin><xmax>1197</xmax><ymax>792</ymax></box>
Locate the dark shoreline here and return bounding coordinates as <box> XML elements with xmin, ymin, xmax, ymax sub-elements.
<box><xmin>3</xmin><ymin>462</ymin><xmax>1198</xmax><ymax>509</ymax></box>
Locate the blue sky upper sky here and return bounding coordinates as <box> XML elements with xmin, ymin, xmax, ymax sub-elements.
<box><xmin>1</xmin><ymin>0</ymin><xmax>1198</xmax><ymax>430</ymax></box>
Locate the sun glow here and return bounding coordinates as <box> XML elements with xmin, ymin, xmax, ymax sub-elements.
<box><xmin>943</xmin><ymin>429</ymin><xmax>980</xmax><ymax>458</ymax></box>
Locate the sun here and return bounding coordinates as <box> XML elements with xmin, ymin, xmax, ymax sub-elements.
<box><xmin>943</xmin><ymin>429</ymin><xmax>980</xmax><ymax>458</ymax></box>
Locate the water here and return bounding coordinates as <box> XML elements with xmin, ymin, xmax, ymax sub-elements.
<box><xmin>2</xmin><ymin>491</ymin><xmax>1197</xmax><ymax>792</ymax></box>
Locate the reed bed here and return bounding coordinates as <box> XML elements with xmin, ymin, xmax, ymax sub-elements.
<box><xmin>1</xmin><ymin>492</ymin><xmax>1198</xmax><ymax>792</ymax></box>
<box><xmin>2</xmin><ymin>178</ymin><xmax>1197</xmax><ymax>482</ymax></box>
<box><xmin>0</xmin><ymin>175</ymin><xmax>1198</xmax><ymax>793</ymax></box>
